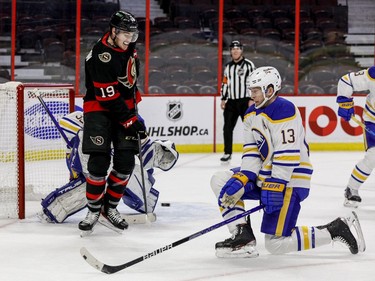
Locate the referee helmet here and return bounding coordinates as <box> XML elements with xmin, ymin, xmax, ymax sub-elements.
<box><xmin>229</xmin><ymin>40</ymin><xmax>243</xmax><ymax>49</ymax></box>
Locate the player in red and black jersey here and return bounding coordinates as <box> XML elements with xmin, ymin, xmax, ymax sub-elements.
<box><xmin>79</xmin><ymin>11</ymin><xmax>146</xmax><ymax>234</ymax></box>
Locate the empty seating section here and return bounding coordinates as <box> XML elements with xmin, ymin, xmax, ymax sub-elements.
<box><xmin>158</xmin><ymin>0</ymin><xmax>356</xmax><ymax>94</ymax></box>
<box><xmin>0</xmin><ymin>0</ymin><xmax>359</xmax><ymax>94</ymax></box>
<box><xmin>0</xmin><ymin>0</ymin><xmax>120</xmax><ymax>92</ymax></box>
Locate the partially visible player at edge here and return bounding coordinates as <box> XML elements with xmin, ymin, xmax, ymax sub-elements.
<box><xmin>211</xmin><ymin>66</ymin><xmax>365</xmax><ymax>258</ymax></box>
<box><xmin>336</xmin><ymin>66</ymin><xmax>375</xmax><ymax>208</ymax></box>
<box><xmin>80</xmin><ymin>11</ymin><xmax>146</xmax><ymax>233</ymax></box>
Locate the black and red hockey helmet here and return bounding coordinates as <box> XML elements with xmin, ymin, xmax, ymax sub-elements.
<box><xmin>110</xmin><ymin>11</ymin><xmax>138</xmax><ymax>33</ymax></box>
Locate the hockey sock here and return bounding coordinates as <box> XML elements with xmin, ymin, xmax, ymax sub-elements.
<box><xmin>105</xmin><ymin>170</ymin><xmax>130</xmax><ymax>209</ymax></box>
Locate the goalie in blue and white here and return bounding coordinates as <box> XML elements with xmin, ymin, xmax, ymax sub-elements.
<box><xmin>38</xmin><ymin>111</ymin><xmax>179</xmax><ymax>224</ymax></box>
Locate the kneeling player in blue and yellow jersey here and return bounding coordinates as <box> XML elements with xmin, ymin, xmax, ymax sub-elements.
<box><xmin>211</xmin><ymin>66</ymin><xmax>365</xmax><ymax>258</ymax></box>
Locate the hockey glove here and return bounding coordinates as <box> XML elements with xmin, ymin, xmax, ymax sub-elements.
<box><xmin>261</xmin><ymin>178</ymin><xmax>286</xmax><ymax>214</ymax></box>
<box><xmin>122</xmin><ymin>115</ymin><xmax>147</xmax><ymax>138</ymax></box>
<box><xmin>337</xmin><ymin>96</ymin><xmax>354</xmax><ymax>121</ymax></box>
<box><xmin>219</xmin><ymin>172</ymin><xmax>253</xmax><ymax>209</ymax></box>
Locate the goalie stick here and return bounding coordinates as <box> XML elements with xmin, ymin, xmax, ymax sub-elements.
<box><xmin>34</xmin><ymin>88</ymin><xmax>73</xmax><ymax>148</ymax></box>
<box><xmin>80</xmin><ymin>213</ymin><xmax>158</xmax><ymax>237</ymax></box>
<box><xmin>80</xmin><ymin>204</ymin><xmax>263</xmax><ymax>274</ymax></box>
<box><xmin>133</xmin><ymin>88</ymin><xmax>152</xmax><ymax>222</ymax></box>
<box><xmin>351</xmin><ymin>115</ymin><xmax>375</xmax><ymax>137</ymax></box>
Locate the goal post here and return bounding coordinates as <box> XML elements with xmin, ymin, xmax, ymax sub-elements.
<box><xmin>0</xmin><ymin>82</ymin><xmax>75</xmax><ymax>219</ymax></box>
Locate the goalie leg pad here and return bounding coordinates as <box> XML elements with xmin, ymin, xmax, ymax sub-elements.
<box><xmin>39</xmin><ymin>175</ymin><xmax>87</xmax><ymax>223</ymax></box>
<box><xmin>122</xmin><ymin>166</ymin><xmax>159</xmax><ymax>213</ymax></box>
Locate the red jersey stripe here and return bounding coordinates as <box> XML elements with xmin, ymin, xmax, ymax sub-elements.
<box><xmin>106</xmin><ymin>188</ymin><xmax>123</xmax><ymax>199</ymax></box>
<box><xmin>86</xmin><ymin>177</ymin><xmax>106</xmax><ymax>186</ymax></box>
<box><xmin>93</xmin><ymin>81</ymin><xmax>118</xmax><ymax>88</ymax></box>
<box><xmin>108</xmin><ymin>173</ymin><xmax>129</xmax><ymax>186</ymax></box>
<box><xmin>86</xmin><ymin>192</ymin><xmax>104</xmax><ymax>200</ymax></box>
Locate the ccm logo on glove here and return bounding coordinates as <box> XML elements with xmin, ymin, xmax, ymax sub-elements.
<box><xmin>122</xmin><ymin>116</ymin><xmax>138</xmax><ymax>129</ymax></box>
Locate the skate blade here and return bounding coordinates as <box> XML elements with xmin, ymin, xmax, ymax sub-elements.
<box><xmin>346</xmin><ymin>211</ymin><xmax>366</xmax><ymax>252</ymax></box>
<box><xmin>80</xmin><ymin>229</ymin><xmax>93</xmax><ymax>238</ymax></box>
<box><xmin>216</xmin><ymin>245</ymin><xmax>259</xmax><ymax>258</ymax></box>
<box><xmin>98</xmin><ymin>216</ymin><xmax>125</xmax><ymax>234</ymax></box>
<box><xmin>343</xmin><ymin>199</ymin><xmax>359</xmax><ymax>208</ymax></box>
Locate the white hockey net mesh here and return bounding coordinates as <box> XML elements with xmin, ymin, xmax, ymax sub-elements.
<box><xmin>0</xmin><ymin>82</ymin><xmax>73</xmax><ymax>219</ymax></box>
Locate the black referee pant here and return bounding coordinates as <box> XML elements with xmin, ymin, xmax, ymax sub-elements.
<box><xmin>223</xmin><ymin>97</ymin><xmax>250</xmax><ymax>155</ymax></box>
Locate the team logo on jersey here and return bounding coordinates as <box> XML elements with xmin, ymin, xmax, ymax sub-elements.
<box><xmin>166</xmin><ymin>101</ymin><xmax>182</xmax><ymax>121</ymax></box>
<box><xmin>252</xmin><ymin>128</ymin><xmax>270</xmax><ymax>161</ymax></box>
<box><xmin>98</xmin><ymin>52</ymin><xmax>111</xmax><ymax>63</ymax></box>
<box><xmin>90</xmin><ymin>136</ymin><xmax>104</xmax><ymax>146</ymax></box>
<box><xmin>118</xmin><ymin>56</ymin><xmax>137</xmax><ymax>88</ymax></box>
<box><xmin>237</xmin><ymin>68</ymin><xmax>244</xmax><ymax>76</ymax></box>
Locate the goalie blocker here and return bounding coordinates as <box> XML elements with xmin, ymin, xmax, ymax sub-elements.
<box><xmin>38</xmin><ymin>111</ymin><xmax>179</xmax><ymax>223</ymax></box>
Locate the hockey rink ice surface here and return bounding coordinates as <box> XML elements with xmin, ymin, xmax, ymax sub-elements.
<box><xmin>1</xmin><ymin>151</ymin><xmax>375</xmax><ymax>281</ymax></box>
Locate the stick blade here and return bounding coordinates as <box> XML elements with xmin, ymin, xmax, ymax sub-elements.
<box><xmin>80</xmin><ymin>247</ymin><xmax>106</xmax><ymax>273</ymax></box>
<box><xmin>123</xmin><ymin>212</ymin><xmax>156</xmax><ymax>224</ymax></box>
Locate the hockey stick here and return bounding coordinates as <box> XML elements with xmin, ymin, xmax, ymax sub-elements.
<box><xmin>80</xmin><ymin>204</ymin><xmax>263</xmax><ymax>274</ymax></box>
<box><xmin>133</xmin><ymin>89</ymin><xmax>151</xmax><ymax>221</ymax></box>
<box><xmin>136</xmin><ymin>132</ymin><xmax>149</xmax><ymax>216</ymax></box>
<box><xmin>351</xmin><ymin>115</ymin><xmax>375</xmax><ymax>137</ymax></box>
<box><xmin>34</xmin><ymin>88</ymin><xmax>73</xmax><ymax>148</ymax></box>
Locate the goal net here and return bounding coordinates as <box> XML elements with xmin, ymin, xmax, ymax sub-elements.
<box><xmin>0</xmin><ymin>82</ymin><xmax>75</xmax><ymax>219</ymax></box>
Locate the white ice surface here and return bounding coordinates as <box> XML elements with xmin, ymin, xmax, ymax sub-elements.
<box><xmin>1</xmin><ymin>152</ymin><xmax>375</xmax><ymax>281</ymax></box>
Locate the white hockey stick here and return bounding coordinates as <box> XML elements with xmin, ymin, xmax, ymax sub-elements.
<box><xmin>133</xmin><ymin>88</ymin><xmax>153</xmax><ymax>223</ymax></box>
<box><xmin>123</xmin><ymin>212</ymin><xmax>156</xmax><ymax>224</ymax></box>
<box><xmin>80</xmin><ymin>212</ymin><xmax>157</xmax><ymax>237</ymax></box>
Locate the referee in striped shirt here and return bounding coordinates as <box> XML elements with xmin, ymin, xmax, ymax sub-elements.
<box><xmin>220</xmin><ymin>40</ymin><xmax>256</xmax><ymax>162</ymax></box>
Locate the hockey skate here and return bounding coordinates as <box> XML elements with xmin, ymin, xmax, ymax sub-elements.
<box><xmin>79</xmin><ymin>210</ymin><xmax>100</xmax><ymax>237</ymax></box>
<box><xmin>99</xmin><ymin>206</ymin><xmax>129</xmax><ymax>234</ymax></box>
<box><xmin>215</xmin><ymin>217</ymin><xmax>258</xmax><ymax>258</ymax></box>
<box><xmin>220</xmin><ymin>154</ymin><xmax>232</xmax><ymax>163</ymax></box>
<box><xmin>344</xmin><ymin>187</ymin><xmax>362</xmax><ymax>208</ymax></box>
<box><xmin>318</xmin><ymin>211</ymin><xmax>365</xmax><ymax>254</ymax></box>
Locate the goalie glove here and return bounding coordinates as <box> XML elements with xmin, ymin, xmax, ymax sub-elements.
<box><xmin>261</xmin><ymin>178</ymin><xmax>286</xmax><ymax>214</ymax></box>
<box><xmin>337</xmin><ymin>96</ymin><xmax>354</xmax><ymax>121</ymax></box>
<box><xmin>219</xmin><ymin>172</ymin><xmax>253</xmax><ymax>209</ymax></box>
<box><xmin>140</xmin><ymin>139</ymin><xmax>179</xmax><ymax>171</ymax></box>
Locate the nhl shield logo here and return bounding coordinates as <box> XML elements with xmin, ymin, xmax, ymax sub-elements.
<box><xmin>167</xmin><ymin>101</ymin><xmax>182</xmax><ymax>121</ymax></box>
